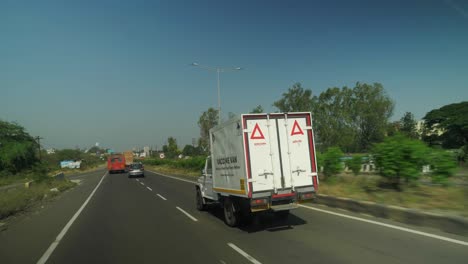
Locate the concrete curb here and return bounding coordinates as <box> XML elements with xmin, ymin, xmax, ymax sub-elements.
<box><xmin>314</xmin><ymin>194</ymin><xmax>468</xmax><ymax>236</ymax></box>
<box><xmin>52</xmin><ymin>172</ymin><xmax>65</xmax><ymax>180</ymax></box>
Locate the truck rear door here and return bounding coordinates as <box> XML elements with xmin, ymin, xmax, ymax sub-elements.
<box><xmin>243</xmin><ymin>113</ymin><xmax>317</xmax><ymax>193</ymax></box>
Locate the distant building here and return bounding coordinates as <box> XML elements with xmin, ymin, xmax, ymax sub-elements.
<box><xmin>416</xmin><ymin>120</ymin><xmax>445</xmax><ymax>138</ymax></box>
<box><xmin>46</xmin><ymin>148</ymin><xmax>56</xmax><ymax>154</ymax></box>
<box><xmin>143</xmin><ymin>146</ymin><xmax>150</xmax><ymax>157</ymax></box>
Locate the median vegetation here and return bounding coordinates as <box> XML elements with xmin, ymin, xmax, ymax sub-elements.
<box><xmin>0</xmin><ymin>179</ymin><xmax>76</xmax><ymax>220</ymax></box>
<box><xmin>141</xmin><ymin>156</ymin><xmax>206</xmax><ymax>177</ymax></box>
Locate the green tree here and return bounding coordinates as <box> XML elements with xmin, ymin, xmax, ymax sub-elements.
<box><xmin>345</xmin><ymin>155</ymin><xmax>363</xmax><ymax>176</ymax></box>
<box><xmin>352</xmin><ymin>82</ymin><xmax>394</xmax><ymax>151</ymax></box>
<box><xmin>321</xmin><ymin>147</ymin><xmax>344</xmax><ymax>177</ymax></box>
<box><xmin>273</xmin><ymin>83</ymin><xmax>314</xmax><ymax>112</ymax></box>
<box><xmin>423</xmin><ymin>101</ymin><xmax>468</xmax><ymax>149</ymax></box>
<box><xmin>0</xmin><ymin>120</ymin><xmax>38</xmax><ymax>173</ymax></box>
<box><xmin>312</xmin><ymin>87</ymin><xmax>356</xmax><ymax>152</ymax></box>
<box><xmin>400</xmin><ymin>112</ymin><xmax>418</xmax><ymax>139</ymax></box>
<box><xmin>386</xmin><ymin>121</ymin><xmax>401</xmax><ymax>137</ymax></box>
<box><xmin>198</xmin><ymin>108</ymin><xmax>219</xmax><ymax>152</ymax></box>
<box><xmin>250</xmin><ymin>105</ymin><xmax>264</xmax><ymax>113</ymax></box>
<box><xmin>163</xmin><ymin>137</ymin><xmax>180</xmax><ymax>159</ymax></box>
<box><xmin>182</xmin><ymin>144</ymin><xmax>200</xmax><ymax>157</ymax></box>
<box><xmin>372</xmin><ymin>134</ymin><xmax>430</xmax><ymax>189</ymax></box>
<box><xmin>312</xmin><ymin>82</ymin><xmax>394</xmax><ymax>152</ymax></box>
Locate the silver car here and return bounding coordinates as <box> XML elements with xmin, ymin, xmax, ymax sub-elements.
<box><xmin>128</xmin><ymin>163</ymin><xmax>144</xmax><ymax>178</ymax></box>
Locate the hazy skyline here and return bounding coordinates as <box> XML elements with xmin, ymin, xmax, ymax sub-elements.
<box><xmin>2</xmin><ymin>0</ymin><xmax>467</xmax><ymax>151</ymax></box>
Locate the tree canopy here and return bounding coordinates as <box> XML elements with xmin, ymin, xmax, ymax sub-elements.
<box><xmin>273</xmin><ymin>83</ymin><xmax>314</xmax><ymax>112</ymax></box>
<box><xmin>400</xmin><ymin>112</ymin><xmax>418</xmax><ymax>139</ymax></box>
<box><xmin>197</xmin><ymin>108</ymin><xmax>218</xmax><ymax>152</ymax></box>
<box><xmin>0</xmin><ymin>120</ymin><xmax>38</xmax><ymax>173</ymax></box>
<box><xmin>423</xmin><ymin>101</ymin><xmax>468</xmax><ymax>148</ymax></box>
<box><xmin>250</xmin><ymin>105</ymin><xmax>264</xmax><ymax>113</ymax></box>
<box><xmin>312</xmin><ymin>82</ymin><xmax>394</xmax><ymax>152</ymax></box>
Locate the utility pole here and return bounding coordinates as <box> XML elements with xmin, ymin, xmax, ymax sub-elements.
<box><xmin>35</xmin><ymin>136</ymin><xmax>43</xmax><ymax>161</ymax></box>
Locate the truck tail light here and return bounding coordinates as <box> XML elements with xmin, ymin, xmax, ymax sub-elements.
<box><xmin>250</xmin><ymin>198</ymin><xmax>268</xmax><ymax>206</ymax></box>
<box><xmin>299</xmin><ymin>192</ymin><xmax>314</xmax><ymax>200</ymax></box>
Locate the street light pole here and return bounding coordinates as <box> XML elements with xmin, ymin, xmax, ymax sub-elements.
<box><xmin>217</xmin><ymin>68</ymin><xmax>221</xmax><ymax>123</ymax></box>
<box><xmin>191</xmin><ymin>62</ymin><xmax>242</xmax><ymax>124</ymax></box>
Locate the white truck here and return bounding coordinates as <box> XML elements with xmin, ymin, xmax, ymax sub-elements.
<box><xmin>196</xmin><ymin>112</ymin><xmax>319</xmax><ymax>226</ymax></box>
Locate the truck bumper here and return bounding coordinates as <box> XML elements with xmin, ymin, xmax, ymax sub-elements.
<box><xmin>270</xmin><ymin>203</ymin><xmax>299</xmax><ymax>211</ymax></box>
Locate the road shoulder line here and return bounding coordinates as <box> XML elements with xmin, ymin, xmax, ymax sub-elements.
<box><xmin>299</xmin><ymin>204</ymin><xmax>468</xmax><ymax>247</ymax></box>
<box><xmin>36</xmin><ymin>172</ymin><xmax>108</xmax><ymax>264</ymax></box>
<box><xmin>147</xmin><ymin>170</ymin><xmax>196</xmax><ymax>184</ymax></box>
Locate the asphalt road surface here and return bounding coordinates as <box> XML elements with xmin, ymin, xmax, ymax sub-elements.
<box><xmin>1</xmin><ymin>169</ymin><xmax>467</xmax><ymax>264</ymax></box>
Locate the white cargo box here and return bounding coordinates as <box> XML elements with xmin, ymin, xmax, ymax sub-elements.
<box><xmin>209</xmin><ymin>112</ymin><xmax>318</xmax><ymax>198</ymax></box>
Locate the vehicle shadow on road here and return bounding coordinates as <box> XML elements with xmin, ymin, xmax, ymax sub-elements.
<box><xmin>208</xmin><ymin>207</ymin><xmax>307</xmax><ymax>233</ymax></box>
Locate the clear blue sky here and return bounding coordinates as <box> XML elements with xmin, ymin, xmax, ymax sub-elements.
<box><xmin>1</xmin><ymin>0</ymin><xmax>467</xmax><ymax>151</ymax></box>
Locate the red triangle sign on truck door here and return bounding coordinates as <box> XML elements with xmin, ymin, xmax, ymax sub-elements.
<box><xmin>250</xmin><ymin>123</ymin><xmax>265</xmax><ymax>139</ymax></box>
<box><xmin>291</xmin><ymin>120</ymin><xmax>304</xmax><ymax>136</ymax></box>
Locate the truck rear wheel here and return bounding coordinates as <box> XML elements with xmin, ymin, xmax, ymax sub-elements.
<box><xmin>223</xmin><ymin>198</ymin><xmax>239</xmax><ymax>227</ymax></box>
<box><xmin>196</xmin><ymin>188</ymin><xmax>206</xmax><ymax>211</ymax></box>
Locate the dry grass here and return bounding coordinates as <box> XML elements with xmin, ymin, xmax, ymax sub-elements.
<box><xmin>319</xmin><ymin>174</ymin><xmax>468</xmax><ymax>217</ymax></box>
<box><xmin>0</xmin><ymin>180</ymin><xmax>76</xmax><ymax>219</ymax></box>
<box><xmin>145</xmin><ymin>164</ymin><xmax>200</xmax><ymax>178</ymax></box>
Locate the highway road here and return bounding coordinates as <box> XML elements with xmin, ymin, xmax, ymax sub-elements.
<box><xmin>1</xmin><ymin>169</ymin><xmax>467</xmax><ymax>264</ymax></box>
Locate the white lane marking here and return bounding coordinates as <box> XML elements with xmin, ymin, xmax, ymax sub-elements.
<box><xmin>136</xmin><ymin>179</ymin><xmax>140</xmax><ymax>182</ymax></box>
<box><xmin>176</xmin><ymin>206</ymin><xmax>198</xmax><ymax>222</ymax></box>
<box><xmin>140</xmin><ymin>182</ymin><xmax>145</xmax><ymax>186</ymax></box>
<box><xmin>228</xmin><ymin>243</ymin><xmax>262</xmax><ymax>264</ymax></box>
<box><xmin>146</xmin><ymin>187</ymin><xmax>152</xmax><ymax>191</ymax></box>
<box><xmin>147</xmin><ymin>170</ymin><xmax>196</xmax><ymax>184</ymax></box>
<box><xmin>299</xmin><ymin>204</ymin><xmax>468</xmax><ymax>247</ymax></box>
<box><xmin>37</xmin><ymin>172</ymin><xmax>108</xmax><ymax>264</ymax></box>
<box><xmin>157</xmin><ymin>194</ymin><xmax>167</xmax><ymax>201</ymax></box>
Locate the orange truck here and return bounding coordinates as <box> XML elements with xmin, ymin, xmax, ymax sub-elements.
<box><xmin>107</xmin><ymin>154</ymin><xmax>126</xmax><ymax>174</ymax></box>
<box><xmin>123</xmin><ymin>151</ymin><xmax>134</xmax><ymax>169</ymax></box>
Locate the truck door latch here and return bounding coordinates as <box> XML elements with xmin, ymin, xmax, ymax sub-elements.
<box><xmin>258</xmin><ymin>171</ymin><xmax>273</xmax><ymax>179</ymax></box>
<box><xmin>292</xmin><ymin>167</ymin><xmax>306</xmax><ymax>176</ymax></box>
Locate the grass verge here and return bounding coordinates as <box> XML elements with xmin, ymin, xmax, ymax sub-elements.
<box><xmin>144</xmin><ymin>164</ymin><xmax>200</xmax><ymax>178</ymax></box>
<box><xmin>0</xmin><ymin>180</ymin><xmax>77</xmax><ymax>220</ymax></box>
<box><xmin>319</xmin><ymin>174</ymin><xmax>468</xmax><ymax>217</ymax></box>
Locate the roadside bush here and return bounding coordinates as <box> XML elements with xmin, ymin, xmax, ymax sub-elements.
<box><xmin>142</xmin><ymin>156</ymin><xmax>206</xmax><ymax>172</ymax></box>
<box><xmin>30</xmin><ymin>162</ymin><xmax>49</xmax><ymax>182</ymax></box>
<box><xmin>321</xmin><ymin>147</ymin><xmax>344</xmax><ymax>177</ymax></box>
<box><xmin>372</xmin><ymin>134</ymin><xmax>430</xmax><ymax>189</ymax></box>
<box><xmin>345</xmin><ymin>155</ymin><xmax>363</xmax><ymax>176</ymax></box>
<box><xmin>172</xmin><ymin>156</ymin><xmax>206</xmax><ymax>171</ymax></box>
<box><xmin>428</xmin><ymin>150</ymin><xmax>457</xmax><ymax>185</ymax></box>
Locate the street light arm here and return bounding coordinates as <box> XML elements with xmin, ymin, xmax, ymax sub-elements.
<box><xmin>191</xmin><ymin>62</ymin><xmax>243</xmax><ymax>72</ymax></box>
<box><xmin>191</xmin><ymin>62</ymin><xmax>218</xmax><ymax>72</ymax></box>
